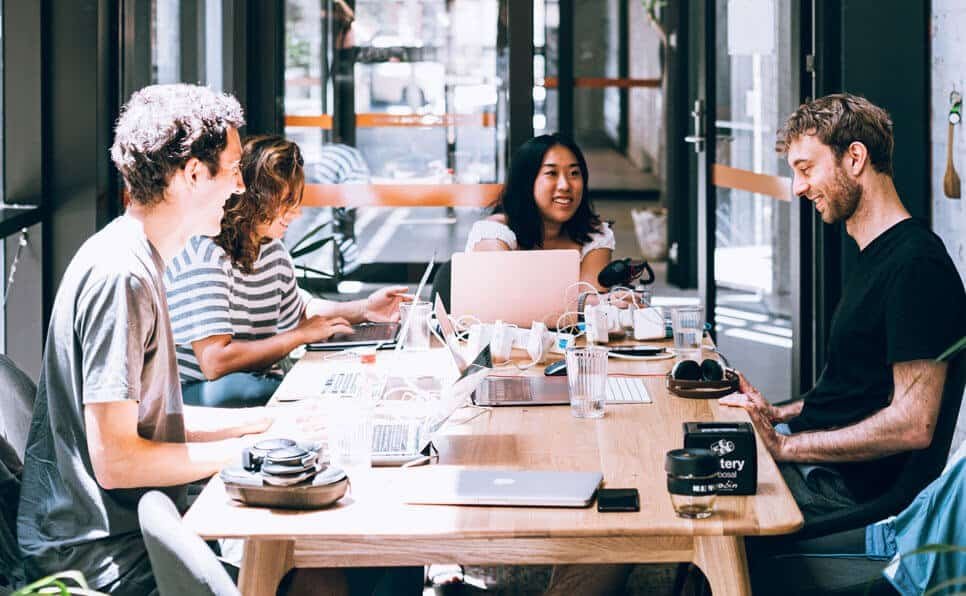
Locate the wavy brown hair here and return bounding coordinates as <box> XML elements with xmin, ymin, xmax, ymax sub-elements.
<box><xmin>214</xmin><ymin>135</ymin><xmax>304</xmax><ymax>273</ymax></box>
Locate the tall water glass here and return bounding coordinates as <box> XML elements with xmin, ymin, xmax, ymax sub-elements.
<box><xmin>672</xmin><ymin>306</ymin><xmax>704</xmax><ymax>361</ymax></box>
<box><xmin>327</xmin><ymin>397</ymin><xmax>374</xmax><ymax>473</ymax></box>
<box><xmin>565</xmin><ymin>346</ymin><xmax>609</xmax><ymax>419</ymax></box>
<box><xmin>399</xmin><ymin>300</ymin><xmax>432</xmax><ymax>350</ymax></box>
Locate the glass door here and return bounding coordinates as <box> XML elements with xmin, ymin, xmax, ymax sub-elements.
<box><xmin>535</xmin><ymin>0</ymin><xmax>661</xmax><ymax>198</ymax></box>
<box><xmin>691</xmin><ymin>0</ymin><xmax>804</xmax><ymax>399</ymax></box>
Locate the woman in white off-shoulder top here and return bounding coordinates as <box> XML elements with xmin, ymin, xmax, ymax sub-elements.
<box><xmin>465</xmin><ymin>133</ymin><xmax>615</xmax><ymax>290</ymax></box>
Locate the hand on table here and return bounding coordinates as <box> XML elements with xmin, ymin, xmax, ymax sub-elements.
<box><xmin>718</xmin><ymin>371</ymin><xmax>783</xmax><ymax>423</ymax></box>
<box><xmin>718</xmin><ymin>371</ymin><xmax>788</xmax><ymax>460</ymax></box>
<box><xmin>245</xmin><ymin>401</ymin><xmax>329</xmax><ymax>445</ymax></box>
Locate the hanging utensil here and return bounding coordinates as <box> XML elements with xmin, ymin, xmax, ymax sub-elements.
<box><xmin>944</xmin><ymin>92</ymin><xmax>961</xmax><ymax>199</ymax></box>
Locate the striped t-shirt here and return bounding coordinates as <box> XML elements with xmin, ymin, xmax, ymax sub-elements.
<box><xmin>165</xmin><ymin>236</ymin><xmax>306</xmax><ymax>383</ymax></box>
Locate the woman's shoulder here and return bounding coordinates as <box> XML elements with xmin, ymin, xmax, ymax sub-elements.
<box><xmin>580</xmin><ymin>221</ymin><xmax>616</xmax><ymax>257</ymax></box>
<box><xmin>465</xmin><ymin>217</ymin><xmax>518</xmax><ymax>251</ymax></box>
<box><xmin>177</xmin><ymin>236</ymin><xmax>227</xmax><ymax>265</ymax></box>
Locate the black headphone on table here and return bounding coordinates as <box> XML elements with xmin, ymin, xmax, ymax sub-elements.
<box><xmin>666</xmin><ymin>358</ymin><xmax>737</xmax><ymax>399</ymax></box>
<box><xmin>670</xmin><ymin>358</ymin><xmax>725</xmax><ymax>382</ymax></box>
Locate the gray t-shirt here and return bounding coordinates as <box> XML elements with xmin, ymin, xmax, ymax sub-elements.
<box><xmin>17</xmin><ymin>216</ymin><xmax>186</xmax><ymax>590</ymax></box>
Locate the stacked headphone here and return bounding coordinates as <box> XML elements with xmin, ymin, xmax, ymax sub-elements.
<box><xmin>220</xmin><ymin>438</ymin><xmax>349</xmax><ymax>509</ymax></box>
<box><xmin>666</xmin><ymin>358</ymin><xmax>738</xmax><ymax>399</ymax></box>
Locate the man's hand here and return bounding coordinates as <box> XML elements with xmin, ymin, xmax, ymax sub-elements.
<box><xmin>257</xmin><ymin>402</ymin><xmax>329</xmax><ymax>444</ymax></box>
<box><xmin>364</xmin><ymin>286</ymin><xmax>412</xmax><ymax>323</ymax></box>
<box><xmin>719</xmin><ymin>371</ymin><xmax>783</xmax><ymax>423</ymax></box>
<box><xmin>295</xmin><ymin>315</ymin><xmax>354</xmax><ymax>345</ymax></box>
<box><xmin>719</xmin><ymin>389</ymin><xmax>789</xmax><ymax>460</ymax></box>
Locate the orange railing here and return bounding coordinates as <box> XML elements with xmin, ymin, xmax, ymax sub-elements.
<box><xmin>301</xmin><ymin>183</ymin><xmax>502</xmax><ymax>208</ymax></box>
<box><xmin>285</xmin><ymin>113</ymin><xmax>496</xmax><ymax>130</ymax></box>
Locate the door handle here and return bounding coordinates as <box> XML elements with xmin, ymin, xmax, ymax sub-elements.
<box><xmin>683</xmin><ymin>99</ymin><xmax>706</xmax><ymax>154</ymax></box>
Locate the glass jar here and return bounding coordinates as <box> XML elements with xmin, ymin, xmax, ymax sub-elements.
<box><xmin>665</xmin><ymin>448</ymin><xmax>718</xmax><ymax>519</ymax></box>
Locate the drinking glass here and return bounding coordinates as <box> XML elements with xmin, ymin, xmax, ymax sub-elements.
<box><xmin>327</xmin><ymin>397</ymin><xmax>375</xmax><ymax>473</ymax></box>
<box><xmin>565</xmin><ymin>345</ymin><xmax>608</xmax><ymax>419</ymax></box>
<box><xmin>671</xmin><ymin>306</ymin><xmax>704</xmax><ymax>361</ymax></box>
<box><xmin>399</xmin><ymin>300</ymin><xmax>432</xmax><ymax>351</ymax></box>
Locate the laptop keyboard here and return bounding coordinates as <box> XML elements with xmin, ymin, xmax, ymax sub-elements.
<box><xmin>606</xmin><ymin>377</ymin><xmax>652</xmax><ymax>403</ymax></box>
<box><xmin>486</xmin><ymin>378</ymin><xmax>533</xmax><ymax>402</ymax></box>
<box><xmin>328</xmin><ymin>323</ymin><xmax>398</xmax><ymax>342</ymax></box>
<box><xmin>321</xmin><ymin>371</ymin><xmax>360</xmax><ymax>398</ymax></box>
<box><xmin>372</xmin><ymin>422</ymin><xmax>418</xmax><ymax>455</ymax></box>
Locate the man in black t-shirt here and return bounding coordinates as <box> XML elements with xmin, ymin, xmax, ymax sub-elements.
<box><xmin>720</xmin><ymin>94</ymin><xmax>966</xmax><ymax>521</ymax></box>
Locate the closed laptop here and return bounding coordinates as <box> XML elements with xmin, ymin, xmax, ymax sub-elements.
<box><xmin>402</xmin><ymin>469</ymin><xmax>602</xmax><ymax>507</ymax></box>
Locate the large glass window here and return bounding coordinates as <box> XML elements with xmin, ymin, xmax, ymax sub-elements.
<box><xmin>284</xmin><ymin>0</ymin><xmax>504</xmax><ymax>285</ymax></box>
<box><xmin>150</xmin><ymin>0</ymin><xmax>225</xmax><ymax>90</ymax></box>
<box><xmin>286</xmin><ymin>0</ymin><xmax>501</xmax><ymax>182</ymax></box>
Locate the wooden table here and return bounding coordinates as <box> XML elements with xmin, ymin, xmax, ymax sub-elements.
<box><xmin>184</xmin><ymin>343</ymin><xmax>802</xmax><ymax>596</ymax></box>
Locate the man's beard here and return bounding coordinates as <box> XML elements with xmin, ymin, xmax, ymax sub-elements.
<box><xmin>822</xmin><ymin>167</ymin><xmax>862</xmax><ymax>223</ymax></box>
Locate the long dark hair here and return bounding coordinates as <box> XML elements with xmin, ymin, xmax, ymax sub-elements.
<box><xmin>215</xmin><ymin>135</ymin><xmax>304</xmax><ymax>273</ymax></box>
<box><xmin>494</xmin><ymin>133</ymin><xmax>602</xmax><ymax>249</ymax></box>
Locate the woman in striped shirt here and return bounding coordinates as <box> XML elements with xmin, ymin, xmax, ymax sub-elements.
<box><xmin>166</xmin><ymin>135</ymin><xmax>408</xmax><ymax>408</ymax></box>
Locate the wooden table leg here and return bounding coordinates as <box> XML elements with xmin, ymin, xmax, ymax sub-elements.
<box><xmin>693</xmin><ymin>535</ymin><xmax>752</xmax><ymax>596</ymax></box>
<box><xmin>238</xmin><ymin>539</ymin><xmax>294</xmax><ymax>596</ymax></box>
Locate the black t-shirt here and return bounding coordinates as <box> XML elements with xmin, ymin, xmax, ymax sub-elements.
<box><xmin>788</xmin><ymin>218</ymin><xmax>966</xmax><ymax>501</ymax></box>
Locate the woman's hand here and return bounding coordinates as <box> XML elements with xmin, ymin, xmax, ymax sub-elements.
<box><xmin>364</xmin><ymin>286</ymin><xmax>412</xmax><ymax>322</ymax></box>
<box><xmin>295</xmin><ymin>316</ymin><xmax>354</xmax><ymax>344</ymax></box>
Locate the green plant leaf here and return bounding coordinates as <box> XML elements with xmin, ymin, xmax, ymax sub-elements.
<box><xmin>924</xmin><ymin>575</ymin><xmax>966</xmax><ymax>596</ymax></box>
<box><xmin>13</xmin><ymin>571</ymin><xmax>106</xmax><ymax>596</ymax></box>
<box><xmin>904</xmin><ymin>543</ymin><xmax>966</xmax><ymax>556</ymax></box>
<box><xmin>937</xmin><ymin>335</ymin><xmax>966</xmax><ymax>362</ymax></box>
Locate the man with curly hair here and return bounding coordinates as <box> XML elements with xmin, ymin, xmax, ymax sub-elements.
<box><xmin>16</xmin><ymin>84</ymin><xmax>277</xmax><ymax>595</ymax></box>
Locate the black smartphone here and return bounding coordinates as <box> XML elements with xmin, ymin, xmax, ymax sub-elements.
<box><xmin>608</xmin><ymin>345</ymin><xmax>665</xmax><ymax>357</ymax></box>
<box><xmin>597</xmin><ymin>488</ymin><xmax>640</xmax><ymax>512</ymax></box>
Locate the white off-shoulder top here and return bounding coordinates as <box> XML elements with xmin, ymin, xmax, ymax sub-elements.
<box><xmin>464</xmin><ymin>219</ymin><xmax>615</xmax><ymax>260</ymax></box>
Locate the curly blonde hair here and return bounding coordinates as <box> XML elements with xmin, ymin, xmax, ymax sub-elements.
<box><xmin>214</xmin><ymin>135</ymin><xmax>304</xmax><ymax>273</ymax></box>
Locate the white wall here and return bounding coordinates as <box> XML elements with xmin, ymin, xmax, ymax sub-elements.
<box><xmin>930</xmin><ymin>0</ymin><xmax>966</xmax><ymax>452</ymax></box>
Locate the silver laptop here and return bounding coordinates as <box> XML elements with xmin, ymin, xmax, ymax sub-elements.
<box><xmin>434</xmin><ymin>295</ymin><xmax>652</xmax><ymax>406</ymax></box>
<box><xmin>370</xmin><ymin>365</ymin><xmax>489</xmax><ymax>466</ymax></box>
<box><xmin>305</xmin><ymin>322</ymin><xmax>401</xmax><ymax>351</ymax></box>
<box><xmin>306</xmin><ymin>255</ymin><xmax>436</xmax><ymax>351</ymax></box>
<box><xmin>472</xmin><ymin>375</ymin><xmax>651</xmax><ymax>406</ymax></box>
<box><xmin>300</xmin><ymin>357</ymin><xmax>488</xmax><ymax>466</ymax></box>
<box><xmin>403</xmin><ymin>469</ymin><xmax>602</xmax><ymax>507</ymax></box>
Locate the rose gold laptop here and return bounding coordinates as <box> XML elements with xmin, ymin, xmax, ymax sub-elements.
<box><xmin>449</xmin><ymin>249</ymin><xmax>580</xmax><ymax>328</ymax></box>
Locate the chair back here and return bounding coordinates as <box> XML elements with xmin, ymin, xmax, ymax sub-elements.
<box><xmin>0</xmin><ymin>354</ymin><xmax>36</xmax><ymax>462</ymax></box>
<box><xmin>138</xmin><ymin>491</ymin><xmax>240</xmax><ymax>596</ymax></box>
